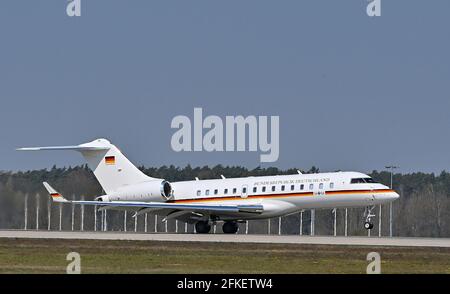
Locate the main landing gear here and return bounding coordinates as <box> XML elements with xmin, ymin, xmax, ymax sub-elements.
<box><xmin>194</xmin><ymin>220</ymin><xmax>239</xmax><ymax>234</ymax></box>
<box><xmin>195</xmin><ymin>221</ymin><xmax>211</xmax><ymax>234</ymax></box>
<box><xmin>222</xmin><ymin>221</ymin><xmax>239</xmax><ymax>234</ymax></box>
<box><xmin>363</xmin><ymin>206</ymin><xmax>375</xmax><ymax>230</ymax></box>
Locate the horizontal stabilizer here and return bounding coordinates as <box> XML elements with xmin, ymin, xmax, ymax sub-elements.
<box><xmin>17</xmin><ymin>146</ymin><xmax>109</xmax><ymax>151</ymax></box>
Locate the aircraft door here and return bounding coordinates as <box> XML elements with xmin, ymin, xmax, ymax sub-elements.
<box><xmin>313</xmin><ymin>182</ymin><xmax>326</xmax><ymax>196</ymax></box>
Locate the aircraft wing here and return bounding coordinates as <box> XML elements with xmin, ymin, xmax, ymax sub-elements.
<box><xmin>77</xmin><ymin>201</ymin><xmax>263</xmax><ymax>214</ymax></box>
<box><xmin>43</xmin><ymin>182</ymin><xmax>264</xmax><ymax>216</ymax></box>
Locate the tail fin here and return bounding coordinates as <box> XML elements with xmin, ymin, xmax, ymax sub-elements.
<box><xmin>19</xmin><ymin>138</ymin><xmax>156</xmax><ymax>193</ymax></box>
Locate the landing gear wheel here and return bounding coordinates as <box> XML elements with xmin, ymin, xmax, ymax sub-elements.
<box><xmin>364</xmin><ymin>222</ymin><xmax>374</xmax><ymax>230</ymax></box>
<box><xmin>222</xmin><ymin>221</ymin><xmax>239</xmax><ymax>234</ymax></box>
<box><xmin>363</xmin><ymin>206</ymin><xmax>376</xmax><ymax>230</ymax></box>
<box><xmin>195</xmin><ymin>221</ymin><xmax>211</xmax><ymax>234</ymax></box>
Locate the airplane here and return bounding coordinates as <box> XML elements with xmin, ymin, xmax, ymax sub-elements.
<box><xmin>18</xmin><ymin>138</ymin><xmax>400</xmax><ymax>234</ymax></box>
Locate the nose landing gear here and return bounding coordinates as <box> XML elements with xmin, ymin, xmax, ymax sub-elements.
<box><xmin>364</xmin><ymin>221</ymin><xmax>374</xmax><ymax>230</ymax></box>
<box><xmin>363</xmin><ymin>206</ymin><xmax>376</xmax><ymax>230</ymax></box>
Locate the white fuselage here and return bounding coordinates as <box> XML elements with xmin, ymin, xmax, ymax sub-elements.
<box><xmin>104</xmin><ymin>171</ymin><xmax>399</xmax><ymax>221</ymax></box>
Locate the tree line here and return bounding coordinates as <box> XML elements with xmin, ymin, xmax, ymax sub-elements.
<box><xmin>0</xmin><ymin>165</ymin><xmax>448</xmax><ymax>237</ymax></box>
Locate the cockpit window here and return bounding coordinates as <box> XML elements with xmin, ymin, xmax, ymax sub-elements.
<box><xmin>351</xmin><ymin>178</ymin><xmax>365</xmax><ymax>184</ymax></box>
<box><xmin>351</xmin><ymin>177</ymin><xmax>377</xmax><ymax>184</ymax></box>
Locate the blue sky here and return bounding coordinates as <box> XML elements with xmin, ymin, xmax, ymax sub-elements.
<box><xmin>0</xmin><ymin>0</ymin><xmax>449</xmax><ymax>173</ymax></box>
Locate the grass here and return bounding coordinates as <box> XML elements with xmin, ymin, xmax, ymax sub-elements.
<box><xmin>0</xmin><ymin>238</ymin><xmax>449</xmax><ymax>274</ymax></box>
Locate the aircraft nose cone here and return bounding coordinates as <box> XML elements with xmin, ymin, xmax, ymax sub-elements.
<box><xmin>392</xmin><ymin>192</ymin><xmax>400</xmax><ymax>200</ymax></box>
<box><xmin>375</xmin><ymin>191</ymin><xmax>399</xmax><ymax>203</ymax></box>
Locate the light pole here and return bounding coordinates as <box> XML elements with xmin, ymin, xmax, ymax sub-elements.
<box><xmin>332</xmin><ymin>208</ymin><xmax>337</xmax><ymax>237</ymax></box>
<box><xmin>24</xmin><ymin>194</ymin><xmax>28</xmax><ymax>230</ymax></box>
<box><xmin>134</xmin><ymin>215</ymin><xmax>138</xmax><ymax>232</ymax></box>
<box><xmin>71</xmin><ymin>195</ymin><xmax>75</xmax><ymax>231</ymax></box>
<box><xmin>47</xmin><ymin>196</ymin><xmax>51</xmax><ymax>231</ymax></box>
<box><xmin>36</xmin><ymin>193</ymin><xmax>40</xmax><ymax>231</ymax></box>
<box><xmin>104</xmin><ymin>210</ymin><xmax>108</xmax><ymax>231</ymax></box>
<box><xmin>344</xmin><ymin>208</ymin><xmax>348</xmax><ymax>237</ymax></box>
<box><xmin>378</xmin><ymin>204</ymin><xmax>382</xmax><ymax>237</ymax></box>
<box><xmin>145</xmin><ymin>213</ymin><xmax>148</xmax><ymax>233</ymax></box>
<box><xmin>310</xmin><ymin>209</ymin><xmax>315</xmax><ymax>236</ymax></box>
<box><xmin>299</xmin><ymin>211</ymin><xmax>303</xmax><ymax>236</ymax></box>
<box><xmin>60</xmin><ymin>203</ymin><xmax>63</xmax><ymax>231</ymax></box>
<box><xmin>385</xmin><ymin>165</ymin><xmax>399</xmax><ymax>238</ymax></box>
<box><xmin>80</xmin><ymin>196</ymin><xmax>85</xmax><ymax>231</ymax></box>
<box><xmin>94</xmin><ymin>205</ymin><xmax>97</xmax><ymax>232</ymax></box>
<box><xmin>124</xmin><ymin>211</ymin><xmax>127</xmax><ymax>232</ymax></box>
<box><xmin>100</xmin><ymin>209</ymin><xmax>103</xmax><ymax>232</ymax></box>
<box><xmin>278</xmin><ymin>217</ymin><xmax>281</xmax><ymax>235</ymax></box>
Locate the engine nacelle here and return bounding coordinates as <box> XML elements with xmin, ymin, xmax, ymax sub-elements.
<box><xmin>106</xmin><ymin>180</ymin><xmax>173</xmax><ymax>202</ymax></box>
<box><xmin>160</xmin><ymin>180</ymin><xmax>173</xmax><ymax>199</ymax></box>
<box><xmin>95</xmin><ymin>195</ymin><xmax>111</xmax><ymax>202</ymax></box>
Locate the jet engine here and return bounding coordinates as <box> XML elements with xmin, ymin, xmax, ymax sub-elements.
<box><xmin>159</xmin><ymin>180</ymin><xmax>173</xmax><ymax>199</ymax></box>
<box><xmin>105</xmin><ymin>179</ymin><xmax>173</xmax><ymax>202</ymax></box>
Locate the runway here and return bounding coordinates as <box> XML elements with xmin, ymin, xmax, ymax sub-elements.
<box><xmin>1</xmin><ymin>230</ymin><xmax>449</xmax><ymax>247</ymax></box>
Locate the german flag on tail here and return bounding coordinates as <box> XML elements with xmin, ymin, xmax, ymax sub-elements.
<box><xmin>105</xmin><ymin>156</ymin><xmax>115</xmax><ymax>165</ymax></box>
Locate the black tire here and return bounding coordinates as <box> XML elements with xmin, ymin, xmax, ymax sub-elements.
<box><xmin>195</xmin><ymin>221</ymin><xmax>211</xmax><ymax>234</ymax></box>
<box><xmin>222</xmin><ymin>221</ymin><xmax>239</xmax><ymax>234</ymax></box>
<box><xmin>364</xmin><ymin>222</ymin><xmax>372</xmax><ymax>230</ymax></box>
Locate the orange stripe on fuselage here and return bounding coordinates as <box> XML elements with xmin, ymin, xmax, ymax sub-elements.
<box><xmin>169</xmin><ymin>189</ymin><xmax>395</xmax><ymax>204</ymax></box>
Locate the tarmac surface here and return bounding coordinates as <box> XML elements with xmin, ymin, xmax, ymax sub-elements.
<box><xmin>1</xmin><ymin>230</ymin><xmax>449</xmax><ymax>247</ymax></box>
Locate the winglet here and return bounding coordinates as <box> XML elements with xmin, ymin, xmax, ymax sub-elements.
<box><xmin>43</xmin><ymin>182</ymin><xmax>69</xmax><ymax>203</ymax></box>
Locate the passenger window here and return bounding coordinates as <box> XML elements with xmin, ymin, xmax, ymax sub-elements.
<box><xmin>330</xmin><ymin>182</ymin><xmax>334</xmax><ymax>189</ymax></box>
<box><xmin>253</xmin><ymin>187</ymin><xmax>257</xmax><ymax>193</ymax></box>
<box><xmin>272</xmin><ymin>186</ymin><xmax>276</xmax><ymax>192</ymax></box>
<box><xmin>291</xmin><ymin>185</ymin><xmax>295</xmax><ymax>191</ymax></box>
<box><xmin>214</xmin><ymin>189</ymin><xmax>218</xmax><ymax>195</ymax></box>
<box><xmin>309</xmin><ymin>184</ymin><xmax>314</xmax><ymax>190</ymax></box>
<box><xmin>319</xmin><ymin>183</ymin><xmax>324</xmax><ymax>189</ymax></box>
<box><xmin>242</xmin><ymin>187</ymin><xmax>247</xmax><ymax>194</ymax></box>
<box><xmin>233</xmin><ymin>188</ymin><xmax>237</xmax><ymax>194</ymax></box>
<box><xmin>281</xmin><ymin>185</ymin><xmax>285</xmax><ymax>191</ymax></box>
<box><xmin>262</xmin><ymin>186</ymin><xmax>266</xmax><ymax>192</ymax></box>
<box><xmin>196</xmin><ymin>190</ymin><xmax>201</xmax><ymax>196</ymax></box>
<box><xmin>205</xmin><ymin>189</ymin><xmax>210</xmax><ymax>196</ymax></box>
<box><xmin>300</xmin><ymin>184</ymin><xmax>304</xmax><ymax>190</ymax></box>
<box><xmin>224</xmin><ymin>188</ymin><xmax>228</xmax><ymax>194</ymax></box>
